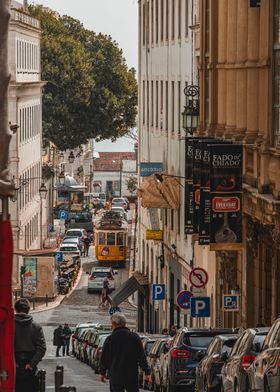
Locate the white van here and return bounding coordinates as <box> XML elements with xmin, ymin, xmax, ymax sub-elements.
<box><xmin>59</xmin><ymin>243</ymin><xmax>81</xmax><ymax>257</ymax></box>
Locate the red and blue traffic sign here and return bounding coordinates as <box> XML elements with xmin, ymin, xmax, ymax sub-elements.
<box><xmin>189</xmin><ymin>268</ymin><xmax>208</xmax><ymax>288</ymax></box>
<box><xmin>176</xmin><ymin>290</ymin><xmax>193</xmax><ymax>310</ymax></box>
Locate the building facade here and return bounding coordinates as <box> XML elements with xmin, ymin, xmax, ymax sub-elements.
<box><xmin>8</xmin><ymin>4</ymin><xmax>46</xmax><ymax>284</ymax></box>
<box><xmin>138</xmin><ymin>0</ymin><xmax>202</xmax><ymax>332</ymax></box>
<box><xmin>197</xmin><ymin>0</ymin><xmax>280</xmax><ymax>328</ymax></box>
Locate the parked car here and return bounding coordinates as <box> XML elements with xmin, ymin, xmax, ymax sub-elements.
<box><xmin>196</xmin><ymin>334</ymin><xmax>238</xmax><ymax>392</ymax></box>
<box><xmin>89</xmin><ymin>329</ymin><xmax>111</xmax><ymax>369</ymax></box>
<box><xmin>65</xmin><ymin>211</ymin><xmax>94</xmax><ymax>232</ymax></box>
<box><xmin>111</xmin><ymin>197</ymin><xmax>129</xmax><ymax>210</ymax></box>
<box><xmin>92</xmin><ymin>334</ymin><xmax>111</xmax><ymax>373</ymax></box>
<box><xmin>221</xmin><ymin>327</ymin><xmax>269</xmax><ymax>392</ymax></box>
<box><xmin>61</xmin><ymin>236</ymin><xmax>83</xmax><ymax>251</ymax></box>
<box><xmin>76</xmin><ymin>329</ymin><xmax>92</xmax><ymax>360</ymax></box>
<box><xmin>87</xmin><ymin>267</ymin><xmax>116</xmax><ymax>293</ymax></box>
<box><xmin>58</xmin><ymin>243</ymin><xmax>81</xmax><ymax>257</ymax></box>
<box><xmin>111</xmin><ymin>206</ymin><xmax>127</xmax><ymax>220</ymax></box>
<box><xmin>145</xmin><ymin>338</ymin><xmax>170</xmax><ymax>391</ymax></box>
<box><xmin>248</xmin><ymin>319</ymin><xmax>280</xmax><ymax>392</ymax></box>
<box><xmin>65</xmin><ymin>228</ymin><xmax>88</xmax><ymax>239</ymax></box>
<box><xmin>139</xmin><ymin>336</ymin><xmax>164</xmax><ymax>388</ymax></box>
<box><xmin>80</xmin><ymin>329</ymin><xmax>96</xmax><ymax>363</ymax></box>
<box><xmin>161</xmin><ymin>328</ymin><xmax>236</xmax><ymax>392</ymax></box>
<box><xmin>72</xmin><ymin>323</ymin><xmax>101</xmax><ymax>356</ymax></box>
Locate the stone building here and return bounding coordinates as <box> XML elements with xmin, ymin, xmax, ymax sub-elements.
<box><xmin>8</xmin><ymin>3</ymin><xmax>46</xmax><ymax>283</ymax></box>
<box><xmin>197</xmin><ymin>0</ymin><xmax>280</xmax><ymax>327</ymax></box>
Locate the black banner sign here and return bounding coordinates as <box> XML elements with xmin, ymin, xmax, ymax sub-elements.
<box><xmin>184</xmin><ymin>139</ymin><xmax>194</xmax><ymax>234</ymax></box>
<box><xmin>192</xmin><ymin>140</ymin><xmax>202</xmax><ymax>234</ymax></box>
<box><xmin>210</xmin><ymin>144</ymin><xmax>243</xmax><ymax>244</ymax></box>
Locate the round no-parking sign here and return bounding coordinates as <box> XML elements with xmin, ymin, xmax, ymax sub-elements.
<box><xmin>176</xmin><ymin>290</ymin><xmax>193</xmax><ymax>310</ymax></box>
<box><xmin>189</xmin><ymin>268</ymin><xmax>208</xmax><ymax>288</ymax></box>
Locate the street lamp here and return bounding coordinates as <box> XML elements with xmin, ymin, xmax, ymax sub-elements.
<box><xmin>68</xmin><ymin>151</ymin><xmax>75</xmax><ymax>164</ymax></box>
<box><xmin>39</xmin><ymin>182</ymin><xmax>48</xmax><ymax>199</ymax></box>
<box><xmin>58</xmin><ymin>171</ymin><xmax>65</xmax><ymax>186</ymax></box>
<box><xmin>182</xmin><ymin>85</ymin><xmax>200</xmax><ymax>135</ymax></box>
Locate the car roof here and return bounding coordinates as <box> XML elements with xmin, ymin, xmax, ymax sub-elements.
<box><xmin>180</xmin><ymin>328</ymin><xmax>238</xmax><ymax>334</ymax></box>
<box><xmin>67</xmin><ymin>229</ymin><xmax>85</xmax><ymax>232</ymax></box>
<box><xmin>91</xmin><ymin>267</ymin><xmax>112</xmax><ymax>272</ymax></box>
<box><xmin>76</xmin><ymin>323</ymin><xmax>101</xmax><ymax>328</ymax></box>
<box><xmin>216</xmin><ymin>334</ymin><xmax>239</xmax><ymax>340</ymax></box>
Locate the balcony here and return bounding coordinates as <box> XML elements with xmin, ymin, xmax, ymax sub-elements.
<box><xmin>10</xmin><ymin>9</ymin><xmax>40</xmax><ymax>29</ymax></box>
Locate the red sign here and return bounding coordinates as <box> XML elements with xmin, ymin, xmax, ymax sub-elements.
<box><xmin>195</xmin><ymin>189</ymin><xmax>200</xmax><ymax>205</ymax></box>
<box><xmin>176</xmin><ymin>290</ymin><xmax>193</xmax><ymax>310</ymax></box>
<box><xmin>212</xmin><ymin>197</ymin><xmax>240</xmax><ymax>213</ymax></box>
<box><xmin>189</xmin><ymin>268</ymin><xmax>209</xmax><ymax>288</ymax></box>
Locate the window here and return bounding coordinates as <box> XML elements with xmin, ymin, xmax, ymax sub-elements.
<box><xmin>178</xmin><ymin>0</ymin><xmax>182</xmax><ymax>39</ymax></box>
<box><xmin>147</xmin><ymin>1</ymin><xmax>150</xmax><ymax>46</ymax></box>
<box><xmin>274</xmin><ymin>0</ymin><xmax>280</xmax><ymax>145</ymax></box>
<box><xmin>143</xmin><ymin>3</ymin><xmax>146</xmax><ymax>45</ymax></box>
<box><xmin>178</xmin><ymin>81</ymin><xmax>181</xmax><ymax>134</ymax></box>
<box><xmin>151</xmin><ymin>80</ymin><xmax>154</xmax><ymax>126</ymax></box>
<box><xmin>117</xmin><ymin>233</ymin><xmax>124</xmax><ymax>245</ymax></box>
<box><xmin>151</xmin><ymin>0</ymin><xmax>154</xmax><ymax>44</ymax></box>
<box><xmin>147</xmin><ymin>80</ymin><xmax>150</xmax><ymax>126</ymax></box>
<box><xmin>156</xmin><ymin>81</ymin><xmax>159</xmax><ymax>128</ymax></box>
<box><xmin>143</xmin><ymin>80</ymin><xmax>146</xmax><ymax>124</ymax></box>
<box><xmin>166</xmin><ymin>0</ymin><xmax>169</xmax><ymax>41</ymax></box>
<box><xmin>155</xmin><ymin>0</ymin><xmax>159</xmax><ymax>43</ymax></box>
<box><xmin>98</xmin><ymin>233</ymin><xmax>106</xmax><ymax>245</ymax></box>
<box><xmin>171</xmin><ymin>81</ymin><xmax>175</xmax><ymax>133</ymax></box>
<box><xmin>165</xmin><ymin>81</ymin><xmax>169</xmax><ymax>132</ymax></box>
<box><xmin>107</xmin><ymin>233</ymin><xmax>115</xmax><ymax>245</ymax></box>
<box><xmin>161</xmin><ymin>0</ymin><xmax>164</xmax><ymax>41</ymax></box>
<box><xmin>185</xmin><ymin>0</ymin><xmax>189</xmax><ymax>38</ymax></box>
<box><xmin>172</xmin><ymin>0</ymin><xmax>175</xmax><ymax>40</ymax></box>
<box><xmin>160</xmin><ymin>80</ymin><xmax>164</xmax><ymax>130</ymax></box>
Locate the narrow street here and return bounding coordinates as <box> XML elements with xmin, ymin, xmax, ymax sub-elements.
<box><xmin>33</xmin><ymin>250</ymin><xmax>137</xmax><ymax>391</ymax></box>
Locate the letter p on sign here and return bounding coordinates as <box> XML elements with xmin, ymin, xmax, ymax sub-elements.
<box><xmin>190</xmin><ymin>297</ymin><xmax>211</xmax><ymax>317</ymax></box>
<box><xmin>152</xmin><ymin>284</ymin><xmax>166</xmax><ymax>301</ymax></box>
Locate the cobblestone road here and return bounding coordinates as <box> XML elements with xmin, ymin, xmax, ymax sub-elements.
<box><xmin>33</xmin><ymin>248</ymin><xmax>138</xmax><ymax>391</ymax></box>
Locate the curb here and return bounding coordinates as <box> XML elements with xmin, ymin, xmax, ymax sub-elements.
<box><xmin>30</xmin><ymin>268</ymin><xmax>83</xmax><ymax>314</ymax></box>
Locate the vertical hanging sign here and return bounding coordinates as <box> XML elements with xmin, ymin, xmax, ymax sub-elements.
<box><xmin>185</xmin><ymin>139</ymin><xmax>194</xmax><ymax>234</ymax></box>
<box><xmin>192</xmin><ymin>140</ymin><xmax>202</xmax><ymax>233</ymax></box>
<box><xmin>199</xmin><ymin>141</ymin><xmax>211</xmax><ymax>245</ymax></box>
<box><xmin>210</xmin><ymin>144</ymin><xmax>243</xmax><ymax>246</ymax></box>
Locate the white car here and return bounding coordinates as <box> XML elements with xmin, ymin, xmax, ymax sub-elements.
<box><xmin>111</xmin><ymin>197</ymin><xmax>128</xmax><ymax>210</ymax></box>
<box><xmin>87</xmin><ymin>267</ymin><xmax>116</xmax><ymax>293</ymax></box>
<box><xmin>65</xmin><ymin>228</ymin><xmax>88</xmax><ymax>239</ymax></box>
<box><xmin>59</xmin><ymin>243</ymin><xmax>81</xmax><ymax>256</ymax></box>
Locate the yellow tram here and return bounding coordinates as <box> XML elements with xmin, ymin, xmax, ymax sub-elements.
<box><xmin>95</xmin><ymin>211</ymin><xmax>128</xmax><ymax>267</ymax></box>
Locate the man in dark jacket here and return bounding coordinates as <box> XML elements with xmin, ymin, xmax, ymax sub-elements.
<box><xmin>14</xmin><ymin>298</ymin><xmax>46</xmax><ymax>392</ymax></box>
<box><xmin>62</xmin><ymin>323</ymin><xmax>72</xmax><ymax>356</ymax></box>
<box><xmin>100</xmin><ymin>312</ymin><xmax>150</xmax><ymax>392</ymax></box>
<box><xmin>53</xmin><ymin>325</ymin><xmax>64</xmax><ymax>357</ymax></box>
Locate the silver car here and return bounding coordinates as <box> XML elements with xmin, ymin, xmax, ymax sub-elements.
<box><xmin>87</xmin><ymin>267</ymin><xmax>116</xmax><ymax>293</ymax></box>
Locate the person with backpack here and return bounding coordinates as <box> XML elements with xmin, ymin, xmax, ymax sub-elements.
<box><xmin>53</xmin><ymin>325</ymin><xmax>64</xmax><ymax>357</ymax></box>
<box><xmin>14</xmin><ymin>298</ymin><xmax>46</xmax><ymax>392</ymax></box>
<box><xmin>62</xmin><ymin>323</ymin><xmax>72</xmax><ymax>356</ymax></box>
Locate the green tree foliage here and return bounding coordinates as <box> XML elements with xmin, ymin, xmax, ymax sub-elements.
<box><xmin>29</xmin><ymin>6</ymin><xmax>138</xmax><ymax>150</ymax></box>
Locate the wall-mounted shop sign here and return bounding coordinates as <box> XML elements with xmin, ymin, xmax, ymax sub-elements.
<box><xmin>146</xmin><ymin>230</ymin><xmax>163</xmax><ymax>241</ymax></box>
<box><xmin>140</xmin><ymin>162</ymin><xmax>163</xmax><ymax>177</ymax></box>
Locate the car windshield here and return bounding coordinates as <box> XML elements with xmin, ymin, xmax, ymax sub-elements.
<box><xmin>91</xmin><ymin>271</ymin><xmax>109</xmax><ymax>278</ymax></box>
<box><xmin>68</xmin><ymin>213</ymin><xmax>92</xmax><ymax>222</ymax></box>
<box><xmin>60</xmin><ymin>246</ymin><xmax>77</xmax><ymax>251</ymax></box>
<box><xmin>146</xmin><ymin>340</ymin><xmax>156</xmax><ymax>353</ymax></box>
<box><xmin>67</xmin><ymin>231</ymin><xmax>82</xmax><ymax>237</ymax></box>
<box><xmin>183</xmin><ymin>333</ymin><xmax>215</xmax><ymax>348</ymax></box>
<box><xmin>222</xmin><ymin>338</ymin><xmax>238</xmax><ymax>353</ymax></box>
<box><xmin>113</xmin><ymin>199</ymin><xmax>124</xmax><ymax>203</ymax></box>
<box><xmin>252</xmin><ymin>334</ymin><xmax>267</xmax><ymax>351</ymax></box>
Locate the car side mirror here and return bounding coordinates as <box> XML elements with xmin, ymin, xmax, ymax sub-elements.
<box><xmin>220</xmin><ymin>351</ymin><xmax>229</xmax><ymax>362</ymax></box>
<box><xmin>196</xmin><ymin>351</ymin><xmax>205</xmax><ymax>361</ymax></box>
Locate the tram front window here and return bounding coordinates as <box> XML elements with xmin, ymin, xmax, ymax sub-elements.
<box><xmin>99</xmin><ymin>232</ymin><xmax>106</xmax><ymax>245</ymax></box>
<box><xmin>107</xmin><ymin>233</ymin><xmax>115</xmax><ymax>245</ymax></box>
<box><xmin>117</xmin><ymin>233</ymin><xmax>124</xmax><ymax>245</ymax></box>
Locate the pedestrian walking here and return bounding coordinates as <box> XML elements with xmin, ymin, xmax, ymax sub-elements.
<box><xmin>83</xmin><ymin>236</ymin><xmax>91</xmax><ymax>257</ymax></box>
<box><xmin>98</xmin><ymin>275</ymin><xmax>112</xmax><ymax>308</ymax></box>
<box><xmin>53</xmin><ymin>325</ymin><xmax>64</xmax><ymax>357</ymax></box>
<box><xmin>14</xmin><ymin>298</ymin><xmax>46</xmax><ymax>392</ymax></box>
<box><xmin>62</xmin><ymin>323</ymin><xmax>72</xmax><ymax>356</ymax></box>
<box><xmin>100</xmin><ymin>312</ymin><xmax>151</xmax><ymax>392</ymax></box>
<box><xmin>169</xmin><ymin>324</ymin><xmax>177</xmax><ymax>337</ymax></box>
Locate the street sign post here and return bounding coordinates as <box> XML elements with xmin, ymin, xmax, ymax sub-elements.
<box><xmin>189</xmin><ymin>268</ymin><xmax>209</xmax><ymax>288</ymax></box>
<box><xmin>152</xmin><ymin>284</ymin><xmax>166</xmax><ymax>301</ymax></box>
<box><xmin>191</xmin><ymin>287</ymin><xmax>207</xmax><ymax>297</ymax></box>
<box><xmin>176</xmin><ymin>290</ymin><xmax>193</xmax><ymax>310</ymax></box>
<box><xmin>190</xmin><ymin>297</ymin><xmax>211</xmax><ymax>317</ymax></box>
<box><xmin>55</xmin><ymin>252</ymin><xmax>64</xmax><ymax>263</ymax></box>
<box><xmin>223</xmin><ymin>295</ymin><xmax>239</xmax><ymax>311</ymax></box>
<box><xmin>109</xmin><ymin>306</ymin><xmax>121</xmax><ymax>316</ymax></box>
<box><xmin>58</xmin><ymin>210</ymin><xmax>68</xmax><ymax>220</ymax></box>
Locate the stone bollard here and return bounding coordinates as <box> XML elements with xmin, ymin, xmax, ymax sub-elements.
<box><xmin>54</xmin><ymin>365</ymin><xmax>64</xmax><ymax>392</ymax></box>
<box><xmin>38</xmin><ymin>369</ymin><xmax>46</xmax><ymax>392</ymax></box>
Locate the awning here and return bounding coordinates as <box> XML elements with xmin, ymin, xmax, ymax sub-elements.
<box><xmin>111</xmin><ymin>271</ymin><xmax>149</xmax><ymax>307</ymax></box>
<box><xmin>137</xmin><ymin>173</ymin><xmax>180</xmax><ymax>209</ymax></box>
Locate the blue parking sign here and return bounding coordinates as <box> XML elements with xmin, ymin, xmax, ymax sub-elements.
<box><xmin>190</xmin><ymin>297</ymin><xmax>211</xmax><ymax>318</ymax></box>
<box><xmin>55</xmin><ymin>252</ymin><xmax>64</xmax><ymax>263</ymax></box>
<box><xmin>223</xmin><ymin>295</ymin><xmax>239</xmax><ymax>311</ymax></box>
<box><xmin>109</xmin><ymin>307</ymin><xmax>121</xmax><ymax>316</ymax></box>
<box><xmin>152</xmin><ymin>284</ymin><xmax>166</xmax><ymax>301</ymax></box>
<box><xmin>58</xmin><ymin>210</ymin><xmax>68</xmax><ymax>220</ymax></box>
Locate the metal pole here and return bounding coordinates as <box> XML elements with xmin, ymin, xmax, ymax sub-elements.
<box><xmin>40</xmin><ymin>197</ymin><xmax>43</xmax><ymax>248</ymax></box>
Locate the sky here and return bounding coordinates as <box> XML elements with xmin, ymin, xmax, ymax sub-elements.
<box><xmin>31</xmin><ymin>0</ymin><xmax>138</xmax><ymax>152</ymax></box>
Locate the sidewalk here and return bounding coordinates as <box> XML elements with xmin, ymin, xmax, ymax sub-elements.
<box><xmin>30</xmin><ymin>267</ymin><xmax>83</xmax><ymax>314</ymax></box>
